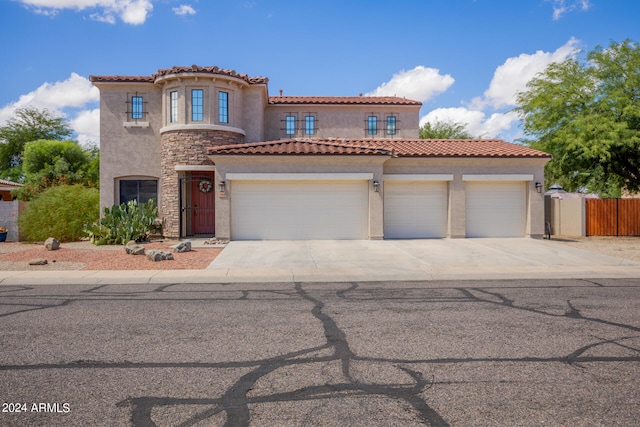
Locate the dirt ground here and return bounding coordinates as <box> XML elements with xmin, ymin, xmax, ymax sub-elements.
<box><xmin>0</xmin><ymin>240</ymin><xmax>223</xmax><ymax>271</ymax></box>
<box><xmin>551</xmin><ymin>235</ymin><xmax>640</xmax><ymax>263</ymax></box>
<box><xmin>1</xmin><ymin>236</ymin><xmax>640</xmax><ymax>271</ymax></box>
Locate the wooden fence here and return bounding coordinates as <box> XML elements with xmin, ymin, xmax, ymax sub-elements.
<box><xmin>586</xmin><ymin>199</ymin><xmax>640</xmax><ymax>236</ymax></box>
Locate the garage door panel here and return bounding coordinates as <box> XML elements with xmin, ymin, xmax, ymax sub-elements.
<box><xmin>466</xmin><ymin>182</ymin><xmax>526</xmax><ymax>238</ymax></box>
<box><xmin>231</xmin><ymin>181</ymin><xmax>368</xmax><ymax>240</ymax></box>
<box><xmin>384</xmin><ymin>181</ymin><xmax>448</xmax><ymax>239</ymax></box>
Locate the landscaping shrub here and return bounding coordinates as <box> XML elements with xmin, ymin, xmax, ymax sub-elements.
<box><xmin>84</xmin><ymin>199</ymin><xmax>158</xmax><ymax>245</ymax></box>
<box><xmin>18</xmin><ymin>184</ymin><xmax>99</xmax><ymax>242</ymax></box>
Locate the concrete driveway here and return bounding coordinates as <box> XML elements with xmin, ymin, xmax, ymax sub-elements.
<box><xmin>208</xmin><ymin>238</ymin><xmax>640</xmax><ymax>282</ymax></box>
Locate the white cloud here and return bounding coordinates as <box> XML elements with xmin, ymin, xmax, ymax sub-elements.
<box><xmin>70</xmin><ymin>108</ymin><xmax>100</xmax><ymax>147</ymax></box>
<box><xmin>366</xmin><ymin>66</ymin><xmax>455</xmax><ymax>102</ymax></box>
<box><xmin>470</xmin><ymin>37</ymin><xmax>580</xmax><ymax>110</ymax></box>
<box><xmin>420</xmin><ymin>108</ymin><xmax>519</xmax><ymax>139</ymax></box>
<box><xmin>549</xmin><ymin>0</ymin><xmax>591</xmax><ymax>20</ymax></box>
<box><xmin>0</xmin><ymin>73</ymin><xmax>100</xmax><ymax>145</ymax></box>
<box><xmin>18</xmin><ymin>0</ymin><xmax>153</xmax><ymax>25</ymax></box>
<box><xmin>172</xmin><ymin>4</ymin><xmax>195</xmax><ymax>16</ymax></box>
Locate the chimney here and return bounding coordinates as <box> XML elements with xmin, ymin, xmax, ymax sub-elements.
<box><xmin>279</xmin><ymin>89</ymin><xmax>283</xmax><ymax>97</ymax></box>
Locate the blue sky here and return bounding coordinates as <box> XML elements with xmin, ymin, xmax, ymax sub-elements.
<box><xmin>1</xmin><ymin>0</ymin><xmax>639</xmax><ymax>146</ymax></box>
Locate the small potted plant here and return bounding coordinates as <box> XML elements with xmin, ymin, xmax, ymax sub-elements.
<box><xmin>0</xmin><ymin>227</ymin><xmax>7</xmax><ymax>243</ymax></box>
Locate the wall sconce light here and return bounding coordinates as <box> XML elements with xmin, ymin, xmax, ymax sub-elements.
<box><xmin>535</xmin><ymin>182</ymin><xmax>543</xmax><ymax>193</ymax></box>
<box><xmin>219</xmin><ymin>180</ymin><xmax>226</xmax><ymax>195</ymax></box>
<box><xmin>373</xmin><ymin>180</ymin><xmax>380</xmax><ymax>192</ymax></box>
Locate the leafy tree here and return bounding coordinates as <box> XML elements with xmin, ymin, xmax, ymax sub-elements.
<box><xmin>18</xmin><ymin>185</ymin><xmax>100</xmax><ymax>242</ymax></box>
<box><xmin>419</xmin><ymin>120</ymin><xmax>474</xmax><ymax>139</ymax></box>
<box><xmin>0</xmin><ymin>107</ymin><xmax>72</xmax><ymax>182</ymax></box>
<box><xmin>12</xmin><ymin>140</ymin><xmax>99</xmax><ymax>201</ymax></box>
<box><xmin>515</xmin><ymin>39</ymin><xmax>640</xmax><ymax>195</ymax></box>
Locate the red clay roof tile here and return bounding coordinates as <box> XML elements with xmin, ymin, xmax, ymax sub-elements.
<box><xmin>268</xmin><ymin>96</ymin><xmax>422</xmax><ymax>106</ymax></box>
<box><xmin>209</xmin><ymin>138</ymin><xmax>551</xmax><ymax>158</ymax></box>
<box><xmin>208</xmin><ymin>139</ymin><xmax>392</xmax><ymax>156</ymax></box>
<box><xmin>90</xmin><ymin>65</ymin><xmax>268</xmax><ymax>85</ymax></box>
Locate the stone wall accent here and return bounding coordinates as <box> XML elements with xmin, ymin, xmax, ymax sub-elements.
<box><xmin>0</xmin><ymin>200</ymin><xmax>21</xmax><ymax>242</ymax></box>
<box><xmin>160</xmin><ymin>129</ymin><xmax>244</xmax><ymax>237</ymax></box>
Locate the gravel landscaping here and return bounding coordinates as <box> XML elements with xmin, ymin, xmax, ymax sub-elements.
<box><xmin>0</xmin><ymin>240</ymin><xmax>223</xmax><ymax>271</ymax></box>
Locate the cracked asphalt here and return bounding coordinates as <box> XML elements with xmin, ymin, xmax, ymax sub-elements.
<box><xmin>0</xmin><ymin>279</ymin><xmax>639</xmax><ymax>426</ymax></box>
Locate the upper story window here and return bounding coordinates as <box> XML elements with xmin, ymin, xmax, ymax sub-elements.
<box><xmin>386</xmin><ymin>116</ymin><xmax>397</xmax><ymax>135</ymax></box>
<box><xmin>169</xmin><ymin>91</ymin><xmax>178</xmax><ymax>123</ymax></box>
<box><xmin>125</xmin><ymin>93</ymin><xmax>146</xmax><ymax>123</ymax></box>
<box><xmin>305</xmin><ymin>115</ymin><xmax>316</xmax><ymax>135</ymax></box>
<box><xmin>131</xmin><ymin>95</ymin><xmax>143</xmax><ymax>120</ymax></box>
<box><xmin>367</xmin><ymin>115</ymin><xmax>378</xmax><ymax>135</ymax></box>
<box><xmin>218</xmin><ymin>91</ymin><xmax>229</xmax><ymax>124</ymax></box>
<box><xmin>191</xmin><ymin>89</ymin><xmax>204</xmax><ymax>122</ymax></box>
<box><xmin>285</xmin><ymin>115</ymin><xmax>297</xmax><ymax>135</ymax></box>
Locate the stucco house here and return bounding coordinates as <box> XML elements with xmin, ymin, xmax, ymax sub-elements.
<box><xmin>90</xmin><ymin>65</ymin><xmax>551</xmax><ymax>240</ymax></box>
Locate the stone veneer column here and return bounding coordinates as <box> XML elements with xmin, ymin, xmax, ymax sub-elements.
<box><xmin>160</xmin><ymin>129</ymin><xmax>244</xmax><ymax>238</ymax></box>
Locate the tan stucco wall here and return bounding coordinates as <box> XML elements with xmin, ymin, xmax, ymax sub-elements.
<box><xmin>96</xmin><ymin>82</ymin><xmax>163</xmax><ymax>212</ymax></box>
<box><xmin>210</xmin><ymin>156</ymin><xmax>389</xmax><ymax>240</ymax></box>
<box><xmin>264</xmin><ymin>104</ymin><xmax>420</xmax><ymax>140</ymax></box>
<box><xmin>242</xmin><ymin>85</ymin><xmax>267</xmax><ymax>142</ymax></box>
<box><xmin>548</xmin><ymin>197</ymin><xmax>585</xmax><ymax>236</ymax></box>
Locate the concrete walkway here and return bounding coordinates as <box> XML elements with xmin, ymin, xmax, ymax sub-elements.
<box><xmin>1</xmin><ymin>238</ymin><xmax>640</xmax><ymax>285</ymax></box>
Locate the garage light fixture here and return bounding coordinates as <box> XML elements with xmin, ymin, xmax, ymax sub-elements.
<box><xmin>219</xmin><ymin>180</ymin><xmax>226</xmax><ymax>195</ymax></box>
<box><xmin>373</xmin><ymin>180</ymin><xmax>380</xmax><ymax>192</ymax></box>
<box><xmin>535</xmin><ymin>182</ymin><xmax>543</xmax><ymax>193</ymax></box>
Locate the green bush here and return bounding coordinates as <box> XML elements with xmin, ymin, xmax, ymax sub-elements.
<box><xmin>84</xmin><ymin>199</ymin><xmax>158</xmax><ymax>245</ymax></box>
<box><xmin>18</xmin><ymin>185</ymin><xmax>99</xmax><ymax>242</ymax></box>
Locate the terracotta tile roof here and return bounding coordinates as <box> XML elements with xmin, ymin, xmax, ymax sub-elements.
<box><xmin>209</xmin><ymin>138</ymin><xmax>551</xmax><ymax>158</ymax></box>
<box><xmin>89</xmin><ymin>75</ymin><xmax>154</xmax><ymax>83</ymax></box>
<box><xmin>269</xmin><ymin>96</ymin><xmax>422</xmax><ymax>106</ymax></box>
<box><xmin>208</xmin><ymin>139</ymin><xmax>392</xmax><ymax>156</ymax></box>
<box><xmin>372</xmin><ymin>139</ymin><xmax>552</xmax><ymax>158</ymax></box>
<box><xmin>90</xmin><ymin>65</ymin><xmax>269</xmax><ymax>85</ymax></box>
<box><xmin>153</xmin><ymin>65</ymin><xmax>268</xmax><ymax>84</ymax></box>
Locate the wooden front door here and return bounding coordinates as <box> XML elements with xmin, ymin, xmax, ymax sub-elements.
<box><xmin>190</xmin><ymin>172</ymin><xmax>215</xmax><ymax>235</ymax></box>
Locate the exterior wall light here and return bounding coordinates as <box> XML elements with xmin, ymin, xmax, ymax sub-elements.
<box><xmin>219</xmin><ymin>180</ymin><xmax>227</xmax><ymax>196</ymax></box>
<box><xmin>535</xmin><ymin>182</ymin><xmax>543</xmax><ymax>193</ymax></box>
<box><xmin>373</xmin><ymin>180</ymin><xmax>380</xmax><ymax>192</ymax></box>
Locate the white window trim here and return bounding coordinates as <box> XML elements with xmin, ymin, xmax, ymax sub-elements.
<box><xmin>226</xmin><ymin>173</ymin><xmax>373</xmax><ymax>181</ymax></box>
<box><xmin>383</xmin><ymin>174</ymin><xmax>453</xmax><ymax>181</ymax></box>
<box><xmin>463</xmin><ymin>174</ymin><xmax>534</xmax><ymax>181</ymax></box>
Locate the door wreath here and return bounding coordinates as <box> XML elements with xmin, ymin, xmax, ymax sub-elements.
<box><xmin>198</xmin><ymin>180</ymin><xmax>213</xmax><ymax>193</ymax></box>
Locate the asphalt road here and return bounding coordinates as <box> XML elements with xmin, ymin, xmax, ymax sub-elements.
<box><xmin>1</xmin><ymin>279</ymin><xmax>639</xmax><ymax>426</ymax></box>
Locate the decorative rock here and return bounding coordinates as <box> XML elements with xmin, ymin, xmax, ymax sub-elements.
<box><xmin>203</xmin><ymin>237</ymin><xmax>229</xmax><ymax>245</ymax></box>
<box><xmin>170</xmin><ymin>240</ymin><xmax>192</xmax><ymax>253</ymax></box>
<box><xmin>146</xmin><ymin>249</ymin><xmax>174</xmax><ymax>262</ymax></box>
<box><xmin>29</xmin><ymin>258</ymin><xmax>48</xmax><ymax>265</ymax></box>
<box><xmin>125</xmin><ymin>244</ymin><xmax>145</xmax><ymax>256</ymax></box>
<box><xmin>44</xmin><ymin>237</ymin><xmax>60</xmax><ymax>251</ymax></box>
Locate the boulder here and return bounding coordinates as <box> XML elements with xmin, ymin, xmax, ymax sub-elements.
<box><xmin>29</xmin><ymin>258</ymin><xmax>48</xmax><ymax>266</ymax></box>
<box><xmin>44</xmin><ymin>237</ymin><xmax>60</xmax><ymax>251</ymax></box>
<box><xmin>170</xmin><ymin>240</ymin><xmax>192</xmax><ymax>253</ymax></box>
<box><xmin>146</xmin><ymin>249</ymin><xmax>174</xmax><ymax>262</ymax></box>
<box><xmin>125</xmin><ymin>244</ymin><xmax>145</xmax><ymax>256</ymax></box>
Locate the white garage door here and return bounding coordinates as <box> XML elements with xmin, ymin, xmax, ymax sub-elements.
<box><xmin>466</xmin><ymin>181</ymin><xmax>526</xmax><ymax>237</ymax></box>
<box><xmin>384</xmin><ymin>181</ymin><xmax>448</xmax><ymax>238</ymax></box>
<box><xmin>231</xmin><ymin>180</ymin><xmax>368</xmax><ymax>240</ymax></box>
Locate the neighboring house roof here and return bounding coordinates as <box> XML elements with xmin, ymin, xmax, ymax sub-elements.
<box><xmin>89</xmin><ymin>65</ymin><xmax>269</xmax><ymax>85</ymax></box>
<box><xmin>209</xmin><ymin>138</ymin><xmax>552</xmax><ymax>158</ymax></box>
<box><xmin>0</xmin><ymin>179</ymin><xmax>22</xmax><ymax>187</ymax></box>
<box><xmin>268</xmin><ymin>96</ymin><xmax>422</xmax><ymax>106</ymax></box>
